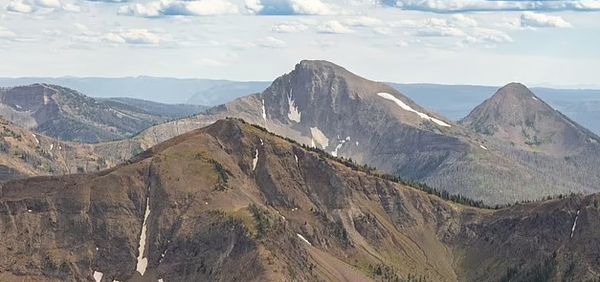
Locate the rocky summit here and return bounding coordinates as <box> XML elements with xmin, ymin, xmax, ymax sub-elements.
<box><xmin>461</xmin><ymin>82</ymin><xmax>600</xmax><ymax>156</ymax></box>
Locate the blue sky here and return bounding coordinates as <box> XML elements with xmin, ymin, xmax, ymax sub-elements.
<box><xmin>0</xmin><ymin>0</ymin><xmax>599</xmax><ymax>87</ymax></box>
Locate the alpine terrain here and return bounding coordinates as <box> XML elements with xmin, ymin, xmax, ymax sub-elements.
<box><xmin>112</xmin><ymin>60</ymin><xmax>600</xmax><ymax>205</ymax></box>
<box><xmin>0</xmin><ymin>119</ymin><xmax>598</xmax><ymax>282</ymax></box>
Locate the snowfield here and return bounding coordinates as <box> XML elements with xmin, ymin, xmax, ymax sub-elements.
<box><xmin>377</xmin><ymin>92</ymin><xmax>451</xmax><ymax>127</ymax></box>
<box><xmin>252</xmin><ymin>149</ymin><xmax>259</xmax><ymax>171</ymax></box>
<box><xmin>287</xmin><ymin>89</ymin><xmax>301</xmax><ymax>123</ymax></box>
<box><xmin>261</xmin><ymin>99</ymin><xmax>267</xmax><ymax>123</ymax></box>
<box><xmin>93</xmin><ymin>271</ymin><xmax>103</xmax><ymax>282</ymax></box>
<box><xmin>571</xmin><ymin>210</ymin><xmax>580</xmax><ymax>238</ymax></box>
<box><xmin>331</xmin><ymin>137</ymin><xmax>350</xmax><ymax>157</ymax></box>
<box><xmin>310</xmin><ymin>127</ymin><xmax>329</xmax><ymax>149</ymax></box>
<box><xmin>297</xmin><ymin>233</ymin><xmax>312</xmax><ymax>246</ymax></box>
<box><xmin>136</xmin><ymin>197</ymin><xmax>151</xmax><ymax>275</ymax></box>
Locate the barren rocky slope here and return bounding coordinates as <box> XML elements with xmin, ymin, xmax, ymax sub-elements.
<box><xmin>461</xmin><ymin>82</ymin><xmax>600</xmax><ymax>155</ymax></box>
<box><xmin>0</xmin><ymin>119</ymin><xmax>598</xmax><ymax>282</ymax></box>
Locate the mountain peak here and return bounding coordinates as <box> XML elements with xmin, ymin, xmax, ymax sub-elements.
<box><xmin>297</xmin><ymin>59</ymin><xmax>343</xmax><ymax>69</ymax></box>
<box><xmin>292</xmin><ymin>60</ymin><xmax>355</xmax><ymax>79</ymax></box>
<box><xmin>461</xmin><ymin>83</ymin><xmax>598</xmax><ymax>154</ymax></box>
<box><xmin>492</xmin><ymin>82</ymin><xmax>538</xmax><ymax>101</ymax></box>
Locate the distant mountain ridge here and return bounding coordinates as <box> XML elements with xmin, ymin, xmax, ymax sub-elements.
<box><xmin>0</xmin><ymin>77</ymin><xmax>270</xmax><ymax>105</ymax></box>
<box><xmin>0</xmin><ymin>84</ymin><xmax>207</xmax><ymax>143</ymax></box>
<box><xmin>2</xmin><ymin>77</ymin><xmax>598</xmax><ymax>136</ymax></box>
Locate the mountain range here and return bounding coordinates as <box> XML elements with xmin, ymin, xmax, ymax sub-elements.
<box><xmin>0</xmin><ymin>77</ymin><xmax>269</xmax><ymax>106</ymax></box>
<box><xmin>105</xmin><ymin>60</ymin><xmax>600</xmax><ymax>205</ymax></box>
<box><xmin>3</xmin><ymin>77</ymin><xmax>598</xmax><ymax>136</ymax></box>
<box><xmin>1</xmin><ymin>119</ymin><xmax>598</xmax><ymax>281</ymax></box>
<box><xmin>2</xmin><ymin>60</ymin><xmax>600</xmax><ymax>281</ymax></box>
<box><xmin>0</xmin><ymin>84</ymin><xmax>206</xmax><ymax>143</ymax></box>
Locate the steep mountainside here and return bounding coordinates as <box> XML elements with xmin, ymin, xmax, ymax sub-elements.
<box><xmin>0</xmin><ymin>84</ymin><xmax>205</xmax><ymax>143</ymax></box>
<box><xmin>114</xmin><ymin>60</ymin><xmax>600</xmax><ymax>205</ymax></box>
<box><xmin>0</xmin><ymin>117</ymin><xmax>132</xmax><ymax>182</ymax></box>
<box><xmin>461</xmin><ymin>82</ymin><xmax>600</xmax><ymax>155</ymax></box>
<box><xmin>1</xmin><ymin>119</ymin><xmax>599</xmax><ymax>282</ymax></box>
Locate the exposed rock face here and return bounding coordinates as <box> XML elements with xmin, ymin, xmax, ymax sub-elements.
<box><xmin>1</xmin><ymin>119</ymin><xmax>599</xmax><ymax>282</ymax></box>
<box><xmin>0</xmin><ymin>84</ymin><xmax>205</xmax><ymax>143</ymax></box>
<box><xmin>113</xmin><ymin>61</ymin><xmax>600</xmax><ymax>205</ymax></box>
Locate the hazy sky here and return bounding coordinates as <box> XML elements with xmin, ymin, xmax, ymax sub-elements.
<box><xmin>0</xmin><ymin>0</ymin><xmax>599</xmax><ymax>87</ymax></box>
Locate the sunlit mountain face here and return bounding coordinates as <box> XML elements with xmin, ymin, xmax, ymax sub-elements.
<box><xmin>1</xmin><ymin>1</ymin><xmax>599</xmax><ymax>281</ymax></box>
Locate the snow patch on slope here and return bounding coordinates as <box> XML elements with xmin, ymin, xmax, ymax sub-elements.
<box><xmin>332</xmin><ymin>143</ymin><xmax>344</xmax><ymax>157</ymax></box>
<box><xmin>93</xmin><ymin>271</ymin><xmax>103</xmax><ymax>282</ymax></box>
<box><xmin>287</xmin><ymin>89</ymin><xmax>301</xmax><ymax>123</ymax></box>
<box><xmin>331</xmin><ymin>137</ymin><xmax>350</xmax><ymax>157</ymax></box>
<box><xmin>570</xmin><ymin>210</ymin><xmax>580</xmax><ymax>238</ymax></box>
<box><xmin>377</xmin><ymin>92</ymin><xmax>451</xmax><ymax>127</ymax></box>
<box><xmin>252</xmin><ymin>149</ymin><xmax>259</xmax><ymax>171</ymax></box>
<box><xmin>261</xmin><ymin>99</ymin><xmax>267</xmax><ymax>123</ymax></box>
<box><xmin>136</xmin><ymin>197</ymin><xmax>151</xmax><ymax>276</ymax></box>
<box><xmin>310</xmin><ymin>127</ymin><xmax>329</xmax><ymax>149</ymax></box>
<box><xmin>297</xmin><ymin>233</ymin><xmax>312</xmax><ymax>246</ymax></box>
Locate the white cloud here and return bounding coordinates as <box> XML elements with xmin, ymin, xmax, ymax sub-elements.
<box><xmin>415</xmin><ymin>26</ymin><xmax>465</xmax><ymax>37</ymax></box>
<box><xmin>245</xmin><ymin>0</ymin><xmax>336</xmax><ymax>15</ymax></box>
<box><xmin>257</xmin><ymin>36</ymin><xmax>286</xmax><ymax>48</ymax></box>
<box><xmin>465</xmin><ymin>28</ymin><xmax>513</xmax><ymax>44</ymax></box>
<box><xmin>373</xmin><ymin>27</ymin><xmax>392</xmax><ymax>35</ymax></box>
<box><xmin>70</xmin><ymin>24</ymin><xmax>167</xmax><ymax>46</ymax></box>
<box><xmin>318</xmin><ymin>20</ymin><xmax>353</xmax><ymax>34</ymax></box>
<box><xmin>520</xmin><ymin>12</ymin><xmax>572</xmax><ymax>28</ymax></box>
<box><xmin>119</xmin><ymin>0</ymin><xmax>239</xmax><ymax>17</ymax></box>
<box><xmin>6</xmin><ymin>0</ymin><xmax>34</xmax><ymax>13</ymax></box>
<box><xmin>103</xmin><ymin>29</ymin><xmax>163</xmax><ymax>45</ymax></box>
<box><xmin>34</xmin><ymin>0</ymin><xmax>60</xmax><ymax>8</ymax></box>
<box><xmin>451</xmin><ymin>14</ymin><xmax>478</xmax><ymax>27</ymax></box>
<box><xmin>5</xmin><ymin>0</ymin><xmax>80</xmax><ymax>13</ymax></box>
<box><xmin>389</xmin><ymin>0</ymin><xmax>600</xmax><ymax>13</ymax></box>
<box><xmin>408</xmin><ymin>16</ymin><xmax>511</xmax><ymax>46</ymax></box>
<box><xmin>272</xmin><ymin>22</ymin><xmax>308</xmax><ymax>33</ymax></box>
<box><xmin>0</xmin><ymin>26</ymin><xmax>17</xmax><ymax>39</ymax></box>
<box><xmin>343</xmin><ymin>16</ymin><xmax>384</xmax><ymax>27</ymax></box>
